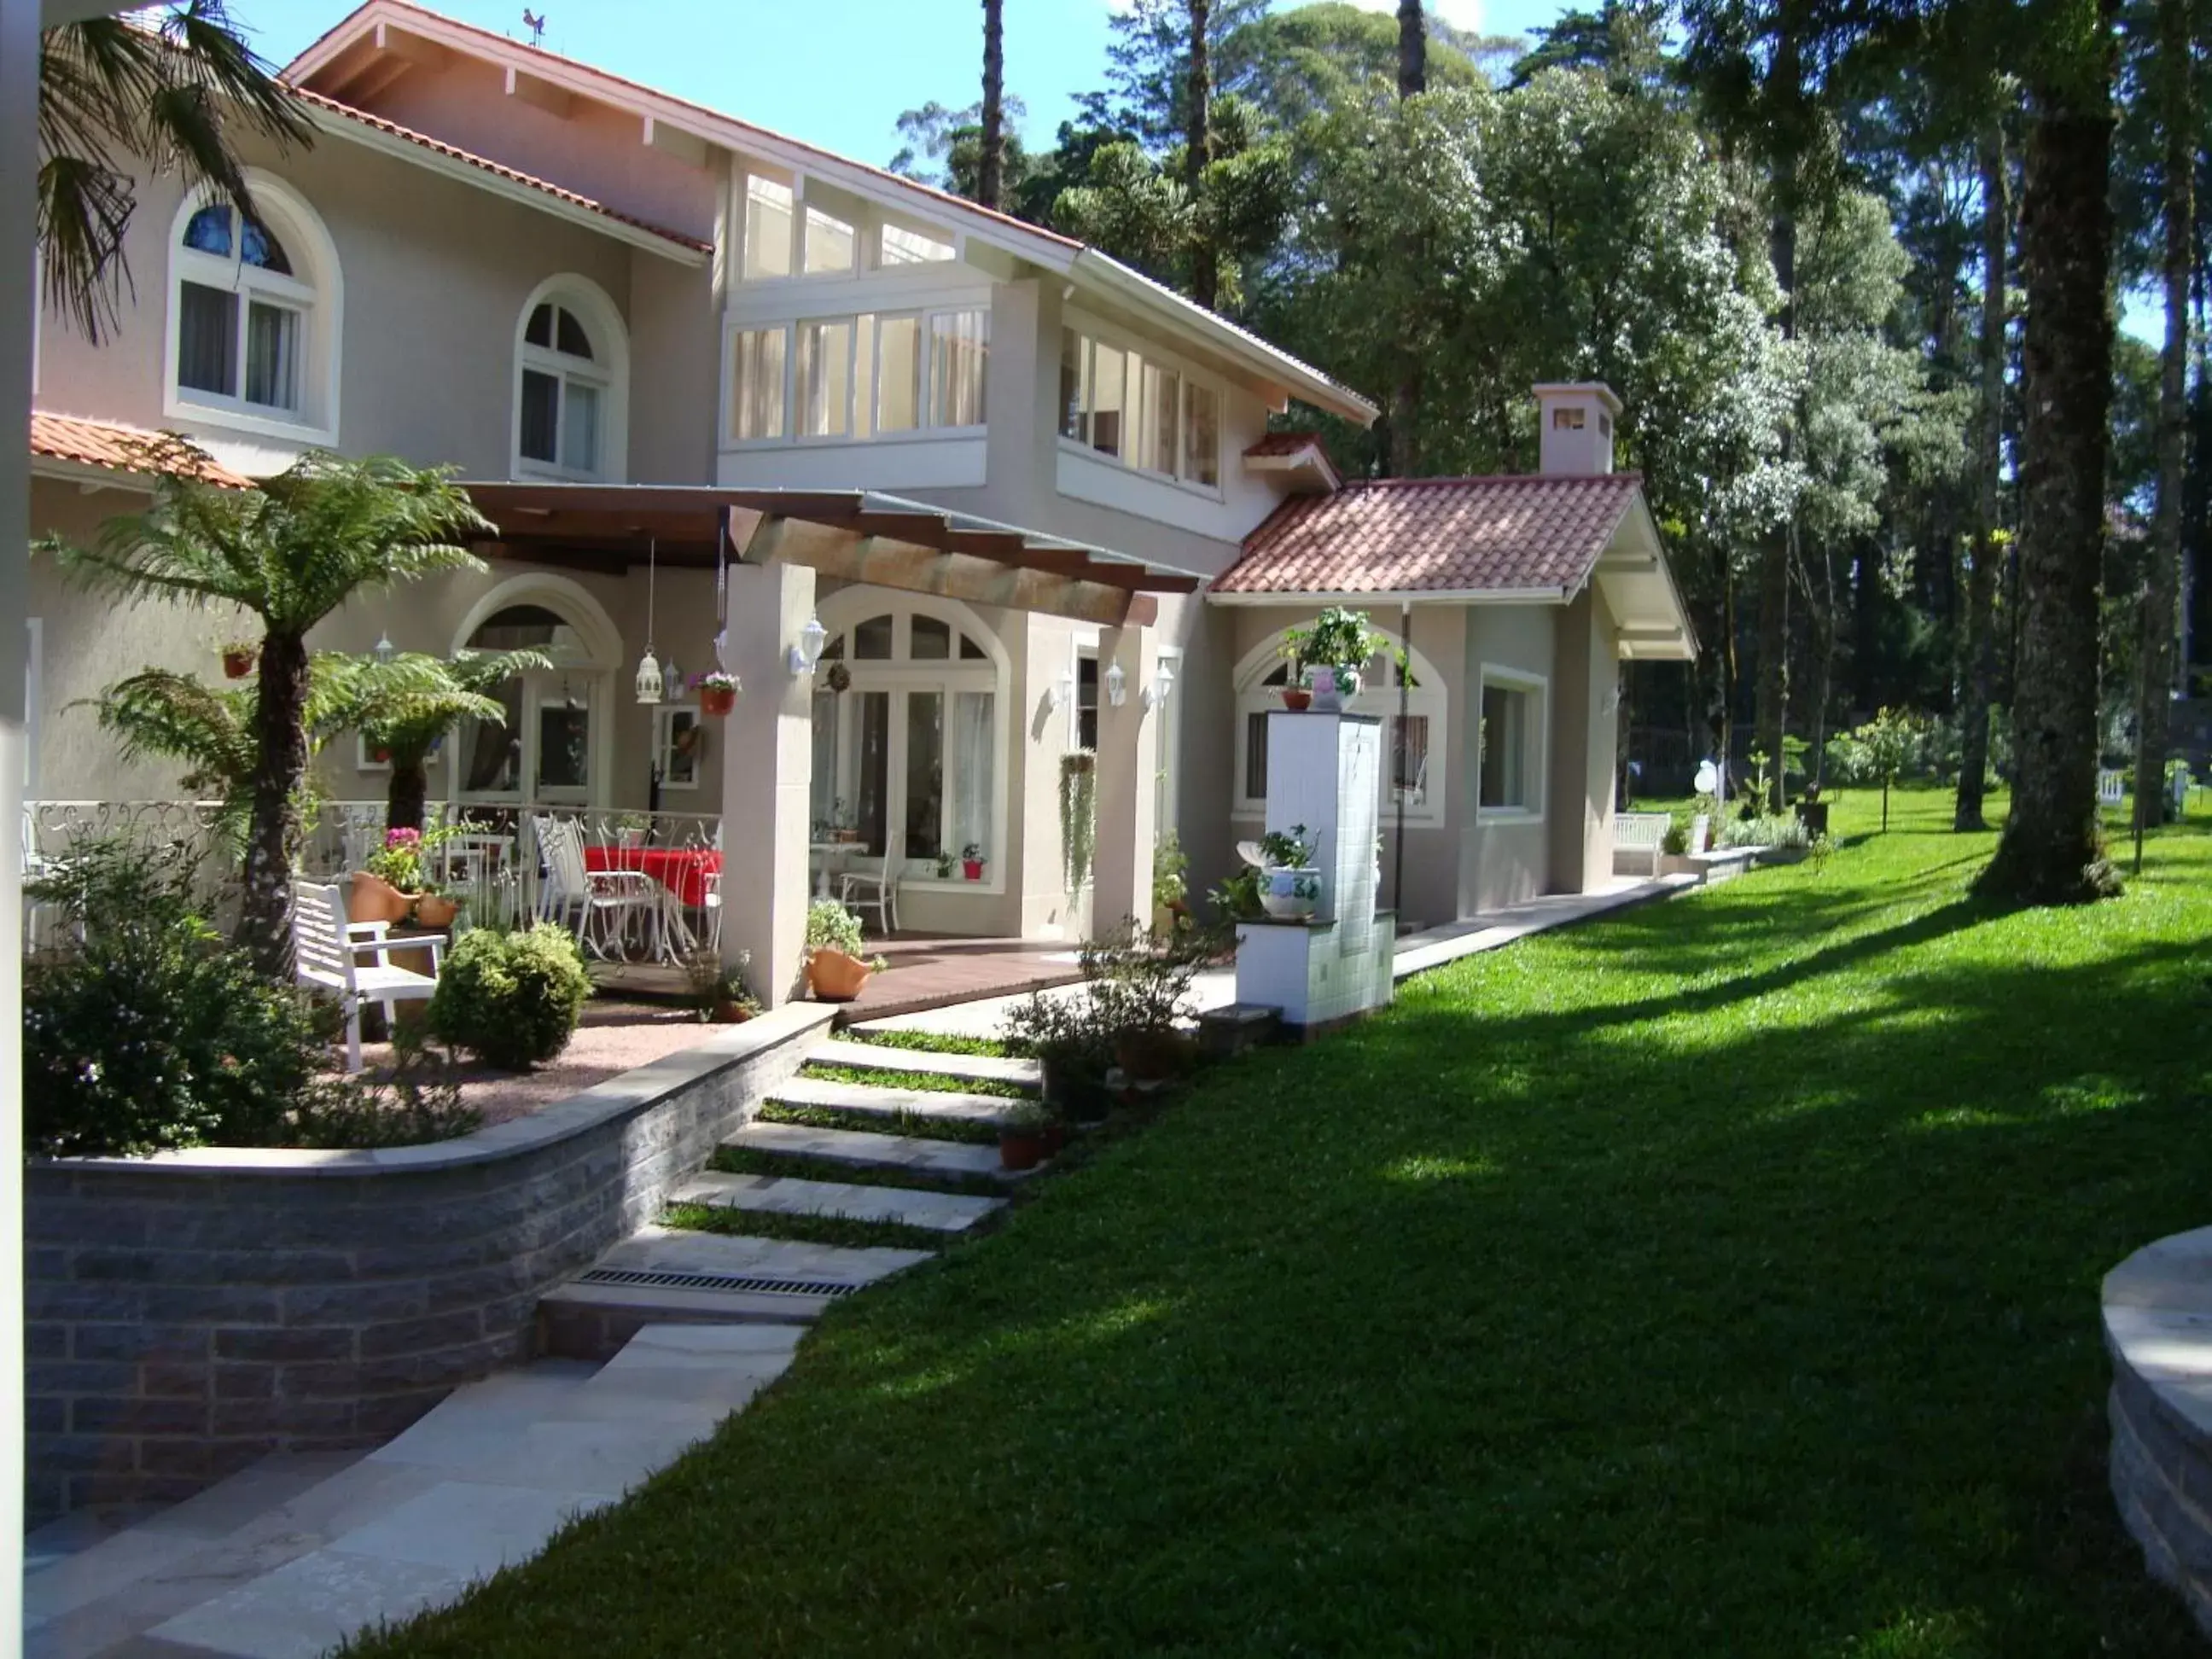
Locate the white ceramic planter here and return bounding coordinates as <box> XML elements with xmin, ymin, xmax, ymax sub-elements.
<box><xmin>1260</xmin><ymin>865</ymin><xmax>1321</xmax><ymax>921</ymax></box>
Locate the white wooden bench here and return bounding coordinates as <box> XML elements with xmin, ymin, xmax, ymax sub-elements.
<box><xmin>2098</xmin><ymin>770</ymin><xmax>2127</xmax><ymax>806</ymax></box>
<box><xmin>292</xmin><ymin>879</ymin><xmax>445</xmax><ymax>1073</ymax></box>
<box><xmin>1612</xmin><ymin>812</ymin><xmax>1672</xmax><ymax>877</ymax></box>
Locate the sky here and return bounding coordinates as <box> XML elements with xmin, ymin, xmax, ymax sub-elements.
<box><xmin>238</xmin><ymin>0</ymin><xmax>1577</xmax><ymax>174</ymax></box>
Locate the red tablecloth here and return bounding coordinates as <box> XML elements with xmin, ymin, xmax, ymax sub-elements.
<box><xmin>584</xmin><ymin>845</ymin><xmax>721</xmax><ymax>907</ymax></box>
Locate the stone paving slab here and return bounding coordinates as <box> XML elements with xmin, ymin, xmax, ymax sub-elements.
<box><xmin>726</xmin><ymin>1118</ymin><xmax>1020</xmax><ymax>1182</ymax></box>
<box><xmin>670</xmin><ymin>1170</ymin><xmax>1005</xmax><ymax>1233</ymax></box>
<box><xmin>597</xmin><ymin>1221</ymin><xmax>935</xmax><ymax>1284</ymax></box>
<box><xmin>810</xmin><ymin>1038</ymin><xmax>1041</xmax><ymax>1090</ymax></box>
<box><xmin>148</xmin><ymin>1548</ymin><xmax>471</xmax><ymax>1659</ymax></box>
<box><xmin>771</xmin><ymin>1074</ymin><xmax>1016</xmax><ymax>1126</ymax></box>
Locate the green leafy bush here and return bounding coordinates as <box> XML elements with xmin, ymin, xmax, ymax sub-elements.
<box><xmin>23</xmin><ymin>840</ymin><xmax>332</xmax><ymax>1157</ymax></box>
<box><xmin>429</xmin><ymin>923</ymin><xmax>591</xmax><ymax>1069</ymax></box>
<box><xmin>1662</xmin><ymin>817</ymin><xmax>1691</xmax><ymax>856</ymax></box>
<box><xmin>806</xmin><ymin>898</ymin><xmax>865</xmax><ymax>958</ymax></box>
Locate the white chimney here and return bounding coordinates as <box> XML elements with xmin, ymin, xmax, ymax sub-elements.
<box><xmin>1534</xmin><ymin>382</ymin><xmax>1621</xmax><ymax>476</ymax></box>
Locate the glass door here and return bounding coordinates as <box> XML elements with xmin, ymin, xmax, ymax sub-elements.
<box><xmin>457</xmin><ymin>672</ymin><xmax>596</xmax><ymax>808</ymax></box>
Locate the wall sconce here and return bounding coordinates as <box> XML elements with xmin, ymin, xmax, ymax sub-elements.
<box><xmin>787</xmin><ymin>614</ymin><xmax>828</xmax><ymax>676</ymax></box>
<box><xmin>1103</xmin><ymin>661</ymin><xmax>1127</xmax><ymax>707</ymax></box>
<box><xmin>372</xmin><ymin>632</ymin><xmax>396</xmax><ymax>665</ymax></box>
<box><xmin>1143</xmin><ymin>661</ymin><xmax>1176</xmax><ymax>711</ymax></box>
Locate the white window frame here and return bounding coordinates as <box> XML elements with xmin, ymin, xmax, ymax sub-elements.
<box><xmin>655</xmin><ymin>701</ymin><xmax>706</xmax><ymax>793</ymax></box>
<box><xmin>1057</xmin><ymin>314</ymin><xmax>1226</xmax><ymax>501</ymax></box>
<box><xmin>1230</xmin><ymin>631</ymin><xmax>1448</xmax><ymax>826</ymax></box>
<box><xmin>1154</xmin><ymin>642</ymin><xmax>1182</xmax><ymax>846</ymax></box>
<box><xmin>513</xmin><ymin>278</ymin><xmax>628</xmax><ymax>483</ymax></box>
<box><xmin>736</xmin><ymin>166</ymin><xmax>963</xmax><ymax>286</ymax></box>
<box><xmin>724</xmin><ymin>304</ymin><xmax>988</xmax><ymax>449</ymax></box>
<box><xmin>1475</xmin><ymin>664</ymin><xmax>1548</xmax><ymax>824</ymax></box>
<box><xmin>163</xmin><ymin>171</ymin><xmax>342</xmax><ymax>445</ymax></box>
<box><xmin>811</xmin><ymin>595</ymin><xmax>1010</xmax><ymax>893</ymax></box>
<box><xmin>23</xmin><ymin>616</ymin><xmax>42</xmax><ymax>798</ymax></box>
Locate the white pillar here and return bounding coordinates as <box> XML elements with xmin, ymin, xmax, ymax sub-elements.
<box><xmin>3</xmin><ymin>0</ymin><xmax>39</xmax><ymax>1610</ymax></box>
<box><xmin>717</xmin><ymin>556</ymin><xmax>816</xmax><ymax>1007</ymax></box>
<box><xmin>1091</xmin><ymin>622</ymin><xmax>1156</xmax><ymax>935</ymax></box>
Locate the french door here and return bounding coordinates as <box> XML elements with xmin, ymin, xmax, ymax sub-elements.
<box><xmin>456</xmin><ymin>672</ymin><xmax>598</xmax><ymax>808</ymax></box>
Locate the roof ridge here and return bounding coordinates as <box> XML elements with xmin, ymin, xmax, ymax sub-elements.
<box><xmin>1343</xmin><ymin>472</ymin><xmax>1644</xmax><ymax>488</ymax></box>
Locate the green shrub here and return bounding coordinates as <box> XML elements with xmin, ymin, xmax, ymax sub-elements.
<box><xmin>806</xmin><ymin>898</ymin><xmax>865</xmax><ymax>958</ymax></box>
<box><xmin>1661</xmin><ymin>816</ymin><xmax>1691</xmax><ymax>856</ymax></box>
<box><xmin>22</xmin><ymin>840</ymin><xmax>332</xmax><ymax>1157</ymax></box>
<box><xmin>429</xmin><ymin>923</ymin><xmax>591</xmax><ymax>1069</ymax></box>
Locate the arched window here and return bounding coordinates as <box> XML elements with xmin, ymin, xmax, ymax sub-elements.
<box><xmin>513</xmin><ymin>277</ymin><xmax>628</xmax><ymax>480</ymax></box>
<box><xmin>809</xmin><ymin>596</ymin><xmax>1006</xmax><ymax>883</ymax></box>
<box><xmin>1232</xmin><ymin>629</ymin><xmax>1448</xmax><ymax>826</ymax></box>
<box><xmin>166</xmin><ymin>174</ymin><xmax>340</xmax><ymax>438</ymax></box>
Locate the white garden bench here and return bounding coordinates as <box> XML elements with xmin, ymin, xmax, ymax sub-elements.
<box><xmin>2098</xmin><ymin>770</ymin><xmax>2127</xmax><ymax>806</ymax></box>
<box><xmin>292</xmin><ymin>879</ymin><xmax>444</xmax><ymax>1074</ymax></box>
<box><xmin>1612</xmin><ymin>812</ymin><xmax>1672</xmax><ymax>877</ymax></box>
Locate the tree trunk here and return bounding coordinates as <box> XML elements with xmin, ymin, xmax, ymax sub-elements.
<box><xmin>1389</xmin><ymin>0</ymin><xmax>1427</xmax><ymax>477</ymax></box>
<box><xmin>977</xmin><ymin>0</ymin><xmax>1005</xmax><ymax>212</ymax></box>
<box><xmin>1957</xmin><ymin>116</ymin><xmax>2008</xmax><ymax>831</ymax></box>
<box><xmin>1185</xmin><ymin>0</ymin><xmax>1216</xmax><ymax>310</ymax></box>
<box><xmin>386</xmin><ymin>754</ymin><xmax>430</xmax><ymax>836</ymax></box>
<box><xmin>1976</xmin><ymin>21</ymin><xmax>2121</xmax><ymax>905</ymax></box>
<box><xmin>235</xmin><ymin>628</ymin><xmax>310</xmax><ymax>975</ymax></box>
<box><xmin>1754</xmin><ymin>167</ymin><xmax>1799</xmax><ymax>814</ymax></box>
<box><xmin>2133</xmin><ymin>0</ymin><xmax>2192</xmax><ymax>830</ymax></box>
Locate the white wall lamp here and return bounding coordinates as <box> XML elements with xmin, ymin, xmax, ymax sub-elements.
<box><xmin>1048</xmin><ymin>670</ymin><xmax>1075</xmax><ymax>714</ymax></box>
<box><xmin>1103</xmin><ymin>661</ymin><xmax>1127</xmax><ymax>707</ymax></box>
<box><xmin>787</xmin><ymin>614</ymin><xmax>828</xmax><ymax>677</ymax></box>
<box><xmin>1143</xmin><ymin>661</ymin><xmax>1176</xmax><ymax>712</ymax></box>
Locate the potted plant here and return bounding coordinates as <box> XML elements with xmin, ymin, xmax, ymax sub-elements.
<box><xmin>1281</xmin><ymin>607</ymin><xmax>1396</xmax><ymax>713</ymax></box>
<box><xmin>694</xmin><ymin>670</ymin><xmax>740</xmax><ymax>718</ymax></box>
<box><xmin>805</xmin><ymin>898</ymin><xmax>882</xmax><ymax>1001</ymax></box>
<box><xmin>962</xmin><ymin>842</ymin><xmax>986</xmax><ymax>881</ymax></box>
<box><xmin>612</xmin><ymin>810</ymin><xmax>649</xmax><ymax>852</ymax></box>
<box><xmin>1690</xmin><ymin>792</ymin><xmax>1718</xmax><ymax>854</ymax></box>
<box><xmin>998</xmin><ymin>1099</ymin><xmax>1051</xmax><ymax>1172</ymax></box>
<box><xmin>934</xmin><ymin>851</ymin><xmax>956</xmax><ymax>879</ymax></box>
<box><xmin>218</xmin><ymin>638</ymin><xmax>259</xmax><ymax>679</ymax></box>
<box><xmin>1002</xmin><ymin>991</ymin><xmax>1114</xmax><ymax>1123</ymax></box>
<box><xmin>1153</xmin><ymin>830</ymin><xmax>1190</xmax><ymax>933</ymax></box>
<box><xmin>1280</xmin><ymin>667</ymin><xmax>1313</xmax><ymax>713</ymax></box>
<box><xmin>824</xmin><ymin>660</ymin><xmax>853</xmax><ymax>695</ymax></box>
<box><xmin>352</xmin><ymin>825</ymin><xmax>428</xmax><ymax>924</ymax></box>
<box><xmin>1255</xmin><ymin>824</ymin><xmax>1322</xmax><ymax>921</ymax></box>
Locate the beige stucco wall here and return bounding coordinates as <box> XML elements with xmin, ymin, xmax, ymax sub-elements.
<box><xmin>32</xmin><ymin>124</ymin><xmax>708</xmax><ymax>486</ymax></box>
<box><xmin>1461</xmin><ymin>603</ymin><xmax>1557</xmax><ymax>914</ymax></box>
<box><xmin>1546</xmin><ymin>590</ymin><xmax>1622</xmax><ymax>894</ymax></box>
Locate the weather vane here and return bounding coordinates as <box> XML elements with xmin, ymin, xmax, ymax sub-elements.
<box><xmin>521</xmin><ymin>9</ymin><xmax>545</xmax><ymax>47</ymax></box>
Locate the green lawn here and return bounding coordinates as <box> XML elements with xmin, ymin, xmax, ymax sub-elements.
<box><xmin>356</xmin><ymin>788</ymin><xmax>2212</xmax><ymax>1658</ymax></box>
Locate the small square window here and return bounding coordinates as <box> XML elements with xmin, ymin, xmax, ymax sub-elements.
<box><xmin>1480</xmin><ymin>682</ymin><xmax>1539</xmax><ymax>811</ymax></box>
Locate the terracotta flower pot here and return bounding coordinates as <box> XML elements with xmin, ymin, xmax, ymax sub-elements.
<box><xmin>346</xmin><ymin>871</ymin><xmax>413</xmax><ymax>927</ymax></box>
<box><xmin>699</xmin><ymin>684</ymin><xmax>737</xmax><ymax>717</ymax></box>
<box><xmin>713</xmin><ymin>999</ymin><xmax>754</xmax><ymax>1024</ymax></box>
<box><xmin>999</xmin><ymin>1128</ymin><xmax>1045</xmax><ymax>1172</ymax></box>
<box><xmin>411</xmin><ymin>894</ymin><xmax>459</xmax><ymax>928</ymax></box>
<box><xmin>1281</xmin><ymin>687</ymin><xmax>1312</xmax><ymax>712</ymax></box>
<box><xmin>221</xmin><ymin>649</ymin><xmax>257</xmax><ymax>679</ymax></box>
<box><xmin>806</xmin><ymin>946</ymin><xmax>873</xmax><ymax>1001</ymax></box>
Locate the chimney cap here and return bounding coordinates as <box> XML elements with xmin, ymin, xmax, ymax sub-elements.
<box><xmin>1533</xmin><ymin>381</ymin><xmax>1623</xmax><ymax>416</ymax></box>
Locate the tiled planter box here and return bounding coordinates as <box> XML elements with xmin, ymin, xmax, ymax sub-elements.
<box><xmin>26</xmin><ymin>1004</ymin><xmax>834</xmax><ymax>1521</ymax></box>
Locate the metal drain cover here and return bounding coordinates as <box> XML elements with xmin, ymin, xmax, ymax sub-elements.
<box><xmin>576</xmin><ymin>1266</ymin><xmax>860</xmax><ymax>1299</ymax></box>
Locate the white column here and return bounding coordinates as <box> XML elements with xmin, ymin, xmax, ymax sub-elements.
<box><xmin>717</xmin><ymin>556</ymin><xmax>816</xmax><ymax>1007</ymax></box>
<box><xmin>1091</xmin><ymin>622</ymin><xmax>1157</xmax><ymax>934</ymax></box>
<box><xmin>3</xmin><ymin>0</ymin><xmax>39</xmax><ymax>1610</ymax></box>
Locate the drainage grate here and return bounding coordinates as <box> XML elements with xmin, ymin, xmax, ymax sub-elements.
<box><xmin>576</xmin><ymin>1267</ymin><xmax>861</xmax><ymax>1299</ymax></box>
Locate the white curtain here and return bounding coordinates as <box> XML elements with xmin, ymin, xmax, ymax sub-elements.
<box><xmin>953</xmin><ymin>690</ymin><xmax>993</xmax><ymax>857</ymax></box>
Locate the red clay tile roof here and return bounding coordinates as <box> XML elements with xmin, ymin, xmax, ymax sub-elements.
<box><xmin>1218</xmin><ymin>474</ymin><xmax>1644</xmax><ymax>597</ymax></box>
<box><xmin>30</xmin><ymin>411</ymin><xmax>255</xmax><ymax>489</ymax></box>
<box><xmin>291</xmin><ymin>87</ymin><xmax>713</xmax><ymax>254</ymax></box>
<box><xmin>1243</xmin><ymin>431</ymin><xmax>1329</xmax><ymax>458</ymax></box>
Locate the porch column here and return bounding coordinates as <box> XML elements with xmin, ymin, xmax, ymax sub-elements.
<box><xmin>3</xmin><ymin>0</ymin><xmax>41</xmax><ymax>1610</ymax></box>
<box><xmin>1091</xmin><ymin>622</ymin><xmax>1157</xmax><ymax>934</ymax></box>
<box><xmin>717</xmin><ymin>556</ymin><xmax>817</xmax><ymax>1006</ymax></box>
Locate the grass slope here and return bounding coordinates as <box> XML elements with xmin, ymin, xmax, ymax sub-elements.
<box><xmin>352</xmin><ymin>789</ymin><xmax>2212</xmax><ymax>1658</ymax></box>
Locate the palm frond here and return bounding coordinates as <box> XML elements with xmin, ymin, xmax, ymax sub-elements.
<box><xmin>38</xmin><ymin>2</ymin><xmax>311</xmax><ymax>341</ymax></box>
<box><xmin>85</xmin><ymin>668</ymin><xmax>256</xmax><ymax>795</ymax></box>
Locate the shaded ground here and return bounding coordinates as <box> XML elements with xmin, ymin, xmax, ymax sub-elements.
<box><xmin>353</xmin><ymin>788</ymin><xmax>2212</xmax><ymax>1658</ymax></box>
<box><xmin>346</xmin><ymin>998</ymin><xmax>716</xmax><ymax>1126</ymax></box>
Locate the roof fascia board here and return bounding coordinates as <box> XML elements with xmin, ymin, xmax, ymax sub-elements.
<box><xmin>299</xmin><ymin>102</ymin><xmax>706</xmax><ymax>265</ymax></box>
<box><xmin>31</xmin><ymin>457</ymin><xmax>159</xmax><ymax>492</ymax></box>
<box><xmin>1207</xmin><ymin>586</ymin><xmax>1574</xmax><ymax>608</ymax></box>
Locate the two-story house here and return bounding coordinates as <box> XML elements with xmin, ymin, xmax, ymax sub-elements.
<box><xmin>25</xmin><ymin>0</ymin><xmax>1695</xmax><ymax>1002</ymax></box>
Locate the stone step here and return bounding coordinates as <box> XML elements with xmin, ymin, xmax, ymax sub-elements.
<box><xmin>773</xmin><ymin>1074</ymin><xmax>1016</xmax><ymax>1127</ymax></box>
<box><xmin>725</xmin><ymin>1119</ymin><xmax>1028</xmax><ymax>1185</ymax></box>
<box><xmin>537</xmin><ymin>1225</ymin><xmax>934</xmax><ymax>1360</ymax></box>
<box><xmin>670</xmin><ymin>1170</ymin><xmax>1005</xmax><ymax>1234</ymax></box>
<box><xmin>810</xmin><ymin>1038</ymin><xmax>1042</xmax><ymax>1092</ymax></box>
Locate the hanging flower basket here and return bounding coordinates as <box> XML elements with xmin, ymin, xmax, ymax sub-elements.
<box><xmin>825</xmin><ymin>661</ymin><xmax>853</xmax><ymax>694</ymax></box>
<box><xmin>220</xmin><ymin>644</ymin><xmax>258</xmax><ymax>679</ymax></box>
<box><xmin>694</xmin><ymin>672</ymin><xmax>740</xmax><ymax>717</ymax></box>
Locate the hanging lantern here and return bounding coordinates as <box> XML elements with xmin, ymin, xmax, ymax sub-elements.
<box><xmin>636</xmin><ymin>537</ymin><xmax>663</xmax><ymax>705</ymax></box>
<box><xmin>635</xmin><ymin>652</ymin><xmax>663</xmax><ymax>705</ymax></box>
<box><xmin>372</xmin><ymin>632</ymin><xmax>397</xmax><ymax>665</ymax></box>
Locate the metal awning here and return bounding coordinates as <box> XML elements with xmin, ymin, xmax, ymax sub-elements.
<box><xmin>457</xmin><ymin>482</ymin><xmax>1202</xmax><ymax>628</ymax></box>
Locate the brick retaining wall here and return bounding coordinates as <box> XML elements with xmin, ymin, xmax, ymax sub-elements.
<box><xmin>26</xmin><ymin>1004</ymin><xmax>834</xmax><ymax>1521</ymax></box>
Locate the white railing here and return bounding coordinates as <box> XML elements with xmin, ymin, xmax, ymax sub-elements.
<box><xmin>23</xmin><ymin>799</ymin><xmax>727</xmax><ymax>963</ymax></box>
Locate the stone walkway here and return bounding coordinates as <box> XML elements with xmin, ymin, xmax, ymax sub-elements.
<box><xmin>24</xmin><ymin>1324</ymin><xmax>804</xmax><ymax>1659</ymax></box>
<box><xmin>854</xmin><ymin>875</ymin><xmax>1697</xmax><ymax>1040</ymax></box>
